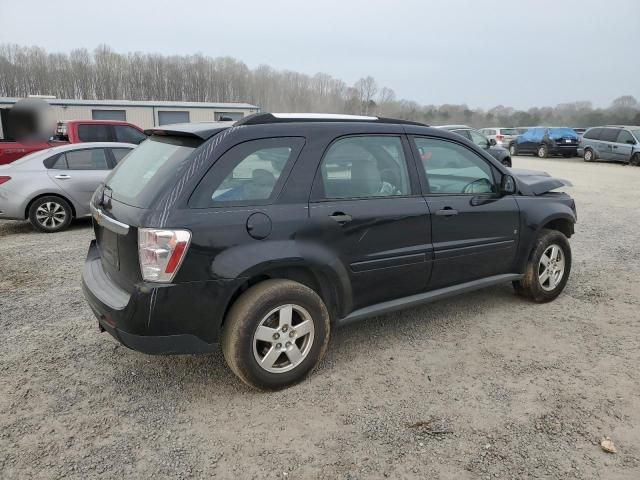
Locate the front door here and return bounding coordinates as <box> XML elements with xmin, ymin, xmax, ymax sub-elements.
<box><xmin>410</xmin><ymin>136</ymin><xmax>520</xmax><ymax>289</ymax></box>
<box><xmin>308</xmin><ymin>135</ymin><xmax>432</xmax><ymax>313</ymax></box>
<box><xmin>613</xmin><ymin>129</ymin><xmax>635</xmax><ymax>162</ymax></box>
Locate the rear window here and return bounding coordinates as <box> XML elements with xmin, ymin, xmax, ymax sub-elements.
<box><xmin>548</xmin><ymin>128</ymin><xmax>578</xmax><ymax>139</ymax></box>
<box><xmin>77</xmin><ymin>124</ymin><xmax>115</xmax><ymax>142</ymax></box>
<box><xmin>105</xmin><ymin>136</ymin><xmax>200</xmax><ymax>208</ymax></box>
<box><xmin>500</xmin><ymin>128</ymin><xmax>519</xmax><ymax>135</ymax></box>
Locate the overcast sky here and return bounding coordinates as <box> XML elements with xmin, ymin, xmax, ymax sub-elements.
<box><xmin>1</xmin><ymin>0</ymin><xmax>638</xmax><ymax>110</ymax></box>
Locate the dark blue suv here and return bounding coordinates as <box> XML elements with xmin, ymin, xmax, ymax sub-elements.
<box><xmin>509</xmin><ymin>127</ymin><xmax>579</xmax><ymax>158</ymax></box>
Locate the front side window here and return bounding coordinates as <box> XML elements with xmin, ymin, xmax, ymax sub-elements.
<box><xmin>63</xmin><ymin>149</ymin><xmax>109</xmax><ymax>170</ymax></box>
<box><xmin>413</xmin><ymin>137</ymin><xmax>495</xmax><ymax>195</ymax></box>
<box><xmin>469</xmin><ymin>130</ymin><xmax>490</xmax><ymax>148</ymax></box>
<box><xmin>190</xmin><ymin>137</ymin><xmax>304</xmax><ymax>207</ymax></box>
<box><xmin>77</xmin><ymin>124</ymin><xmax>114</xmax><ymax>142</ymax></box>
<box><xmin>318</xmin><ymin>136</ymin><xmax>411</xmax><ymax>199</ymax></box>
<box><xmin>115</xmin><ymin>126</ymin><xmax>147</xmax><ymax>144</ymax></box>
<box><xmin>616</xmin><ymin>130</ymin><xmax>634</xmax><ymax>144</ymax></box>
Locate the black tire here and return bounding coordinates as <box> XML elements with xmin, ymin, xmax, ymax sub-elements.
<box><xmin>513</xmin><ymin>229</ymin><xmax>572</xmax><ymax>303</ymax></box>
<box><xmin>28</xmin><ymin>195</ymin><xmax>73</xmax><ymax>233</ymax></box>
<box><xmin>583</xmin><ymin>148</ymin><xmax>594</xmax><ymax>162</ymax></box>
<box><xmin>537</xmin><ymin>144</ymin><xmax>548</xmax><ymax>158</ymax></box>
<box><xmin>562</xmin><ymin>153</ymin><xmax>572</xmax><ymax>158</ymax></box>
<box><xmin>631</xmin><ymin>152</ymin><xmax>640</xmax><ymax>166</ymax></box>
<box><xmin>509</xmin><ymin>144</ymin><xmax>517</xmax><ymax>156</ymax></box>
<box><xmin>221</xmin><ymin>279</ymin><xmax>330</xmax><ymax>390</ymax></box>
<box><xmin>502</xmin><ymin>157</ymin><xmax>512</xmax><ymax>167</ymax></box>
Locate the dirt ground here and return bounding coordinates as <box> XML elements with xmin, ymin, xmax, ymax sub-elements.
<box><xmin>1</xmin><ymin>156</ymin><xmax>639</xmax><ymax>479</ymax></box>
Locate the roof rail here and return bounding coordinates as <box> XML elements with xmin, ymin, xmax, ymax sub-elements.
<box><xmin>235</xmin><ymin>112</ymin><xmax>427</xmax><ymax>127</ymax></box>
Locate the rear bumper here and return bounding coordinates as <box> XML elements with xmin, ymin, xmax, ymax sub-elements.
<box><xmin>81</xmin><ymin>240</ymin><xmax>242</xmax><ymax>354</ymax></box>
<box><xmin>549</xmin><ymin>144</ymin><xmax>578</xmax><ymax>155</ymax></box>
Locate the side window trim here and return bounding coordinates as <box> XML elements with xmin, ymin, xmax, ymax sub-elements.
<box><xmin>309</xmin><ymin>134</ymin><xmax>420</xmax><ymax>203</ymax></box>
<box><xmin>408</xmin><ymin>134</ymin><xmax>499</xmax><ymax>196</ymax></box>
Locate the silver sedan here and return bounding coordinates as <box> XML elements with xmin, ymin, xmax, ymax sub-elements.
<box><xmin>0</xmin><ymin>142</ymin><xmax>135</xmax><ymax>232</ymax></box>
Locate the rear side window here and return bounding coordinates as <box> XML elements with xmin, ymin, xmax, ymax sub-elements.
<box><xmin>600</xmin><ymin>128</ymin><xmax>620</xmax><ymax>142</ymax></box>
<box><xmin>500</xmin><ymin>128</ymin><xmax>519</xmax><ymax>135</ymax></box>
<box><xmin>110</xmin><ymin>148</ymin><xmax>132</xmax><ymax>163</ymax></box>
<box><xmin>317</xmin><ymin>136</ymin><xmax>411</xmax><ymax>199</ymax></box>
<box><xmin>51</xmin><ymin>149</ymin><xmax>109</xmax><ymax>170</ymax></box>
<box><xmin>114</xmin><ymin>126</ymin><xmax>147</xmax><ymax>144</ymax></box>
<box><xmin>190</xmin><ymin>137</ymin><xmax>304</xmax><ymax>207</ymax></box>
<box><xmin>548</xmin><ymin>128</ymin><xmax>578</xmax><ymax>140</ymax></box>
<box><xmin>105</xmin><ymin>136</ymin><xmax>200</xmax><ymax>208</ymax></box>
<box><xmin>582</xmin><ymin>128</ymin><xmax>602</xmax><ymax>140</ymax></box>
<box><xmin>77</xmin><ymin>124</ymin><xmax>115</xmax><ymax>142</ymax></box>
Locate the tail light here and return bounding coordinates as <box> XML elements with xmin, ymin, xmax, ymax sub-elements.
<box><xmin>496</xmin><ymin>134</ymin><xmax>504</xmax><ymax>141</ymax></box>
<box><xmin>0</xmin><ymin>176</ymin><xmax>11</xmax><ymax>185</ymax></box>
<box><xmin>138</xmin><ymin>228</ymin><xmax>191</xmax><ymax>282</ymax></box>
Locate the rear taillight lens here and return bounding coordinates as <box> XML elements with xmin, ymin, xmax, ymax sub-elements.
<box><xmin>0</xmin><ymin>176</ymin><xmax>11</xmax><ymax>185</ymax></box>
<box><xmin>138</xmin><ymin>228</ymin><xmax>191</xmax><ymax>282</ymax></box>
<box><xmin>496</xmin><ymin>134</ymin><xmax>504</xmax><ymax>141</ymax></box>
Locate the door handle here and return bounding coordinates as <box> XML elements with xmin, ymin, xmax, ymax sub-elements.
<box><xmin>612</xmin><ymin>146</ymin><xmax>618</xmax><ymax>149</ymax></box>
<box><xmin>329</xmin><ymin>212</ymin><xmax>352</xmax><ymax>224</ymax></box>
<box><xmin>435</xmin><ymin>207</ymin><xmax>459</xmax><ymax>217</ymax></box>
<box><xmin>54</xmin><ymin>174</ymin><xmax>71</xmax><ymax>180</ymax></box>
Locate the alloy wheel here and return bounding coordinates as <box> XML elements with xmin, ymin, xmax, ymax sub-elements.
<box><xmin>252</xmin><ymin>304</ymin><xmax>315</xmax><ymax>373</ymax></box>
<box><xmin>538</xmin><ymin>244</ymin><xmax>565</xmax><ymax>291</ymax></box>
<box><xmin>35</xmin><ymin>201</ymin><xmax>67</xmax><ymax>229</ymax></box>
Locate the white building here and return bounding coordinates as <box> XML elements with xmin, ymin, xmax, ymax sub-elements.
<box><xmin>0</xmin><ymin>97</ymin><xmax>260</xmax><ymax>130</ymax></box>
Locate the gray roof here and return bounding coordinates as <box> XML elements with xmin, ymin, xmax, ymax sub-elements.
<box><xmin>0</xmin><ymin>97</ymin><xmax>259</xmax><ymax>110</ymax></box>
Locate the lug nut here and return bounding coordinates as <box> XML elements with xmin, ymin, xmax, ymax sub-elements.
<box><xmin>289</xmin><ymin>331</ymin><xmax>295</xmax><ymax>338</ymax></box>
<box><xmin>273</xmin><ymin>333</ymin><xmax>280</xmax><ymax>340</ymax></box>
<box><xmin>285</xmin><ymin>342</ymin><xmax>291</xmax><ymax>348</ymax></box>
<box><xmin>282</xmin><ymin>325</ymin><xmax>288</xmax><ymax>332</ymax></box>
<box><xmin>276</xmin><ymin>343</ymin><xmax>282</xmax><ymax>349</ymax></box>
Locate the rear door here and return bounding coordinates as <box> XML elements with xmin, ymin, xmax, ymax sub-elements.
<box><xmin>597</xmin><ymin>128</ymin><xmax>620</xmax><ymax>160</ymax></box>
<box><xmin>48</xmin><ymin>147</ymin><xmax>112</xmax><ymax>214</ymax></box>
<box><xmin>410</xmin><ymin>135</ymin><xmax>519</xmax><ymax>289</ymax></box>
<box><xmin>308</xmin><ymin>135</ymin><xmax>432</xmax><ymax>311</ymax></box>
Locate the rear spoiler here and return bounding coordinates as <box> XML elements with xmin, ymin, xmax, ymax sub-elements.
<box><xmin>144</xmin><ymin>123</ymin><xmax>232</xmax><ymax>140</ymax></box>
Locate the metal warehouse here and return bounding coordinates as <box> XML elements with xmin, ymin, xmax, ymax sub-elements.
<box><xmin>0</xmin><ymin>97</ymin><xmax>261</xmax><ymax>130</ymax></box>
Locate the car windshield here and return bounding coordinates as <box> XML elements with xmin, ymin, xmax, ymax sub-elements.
<box><xmin>501</xmin><ymin>128</ymin><xmax>519</xmax><ymax>135</ymax></box>
<box><xmin>548</xmin><ymin>128</ymin><xmax>577</xmax><ymax>139</ymax></box>
<box><xmin>632</xmin><ymin>130</ymin><xmax>640</xmax><ymax>142</ymax></box>
<box><xmin>105</xmin><ymin>136</ymin><xmax>200</xmax><ymax>208</ymax></box>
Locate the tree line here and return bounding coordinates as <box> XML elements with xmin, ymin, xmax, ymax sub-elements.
<box><xmin>1</xmin><ymin>44</ymin><xmax>638</xmax><ymax>128</ymax></box>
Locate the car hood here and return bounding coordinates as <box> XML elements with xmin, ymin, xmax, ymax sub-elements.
<box><xmin>510</xmin><ymin>168</ymin><xmax>573</xmax><ymax>195</ymax></box>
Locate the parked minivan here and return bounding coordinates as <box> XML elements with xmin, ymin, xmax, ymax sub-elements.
<box><xmin>578</xmin><ymin>126</ymin><xmax>640</xmax><ymax>165</ymax></box>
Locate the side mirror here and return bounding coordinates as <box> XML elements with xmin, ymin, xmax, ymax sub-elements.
<box><xmin>500</xmin><ymin>174</ymin><xmax>516</xmax><ymax>195</ymax></box>
<box><xmin>489</xmin><ymin>138</ymin><xmax>497</xmax><ymax>146</ymax></box>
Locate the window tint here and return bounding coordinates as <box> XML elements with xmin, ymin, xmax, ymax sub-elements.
<box><xmin>413</xmin><ymin>137</ymin><xmax>495</xmax><ymax>195</ymax></box>
<box><xmin>501</xmin><ymin>128</ymin><xmax>519</xmax><ymax>135</ymax></box>
<box><xmin>111</xmin><ymin>148</ymin><xmax>132</xmax><ymax>163</ymax></box>
<box><xmin>616</xmin><ymin>130</ymin><xmax>635</xmax><ymax>144</ymax></box>
<box><xmin>190</xmin><ymin>137</ymin><xmax>304</xmax><ymax>207</ymax></box>
<box><xmin>600</xmin><ymin>128</ymin><xmax>620</xmax><ymax>142</ymax></box>
<box><xmin>115</xmin><ymin>125</ymin><xmax>147</xmax><ymax>144</ymax></box>
<box><xmin>583</xmin><ymin>127</ymin><xmax>602</xmax><ymax>140</ymax></box>
<box><xmin>469</xmin><ymin>130</ymin><xmax>490</xmax><ymax>148</ymax></box>
<box><xmin>106</xmin><ymin>136</ymin><xmax>200</xmax><ymax>209</ymax></box>
<box><xmin>92</xmin><ymin>109</ymin><xmax>126</xmax><ymax>121</ymax></box>
<box><xmin>64</xmin><ymin>149</ymin><xmax>109</xmax><ymax>170</ymax></box>
<box><xmin>453</xmin><ymin>129</ymin><xmax>472</xmax><ymax>140</ymax></box>
<box><xmin>48</xmin><ymin>154</ymin><xmax>68</xmax><ymax>169</ymax></box>
<box><xmin>77</xmin><ymin>124</ymin><xmax>114</xmax><ymax>142</ymax></box>
<box><xmin>158</xmin><ymin>111</ymin><xmax>190</xmax><ymax>125</ymax></box>
<box><xmin>318</xmin><ymin>136</ymin><xmax>410</xmax><ymax>199</ymax></box>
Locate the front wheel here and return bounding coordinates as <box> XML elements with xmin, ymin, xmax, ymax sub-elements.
<box><xmin>631</xmin><ymin>152</ymin><xmax>640</xmax><ymax>166</ymax></box>
<box><xmin>537</xmin><ymin>144</ymin><xmax>548</xmax><ymax>158</ymax></box>
<box><xmin>583</xmin><ymin>149</ymin><xmax>594</xmax><ymax>162</ymax></box>
<box><xmin>513</xmin><ymin>229</ymin><xmax>571</xmax><ymax>303</ymax></box>
<box><xmin>502</xmin><ymin>157</ymin><xmax>512</xmax><ymax>167</ymax></box>
<box><xmin>222</xmin><ymin>279</ymin><xmax>330</xmax><ymax>390</ymax></box>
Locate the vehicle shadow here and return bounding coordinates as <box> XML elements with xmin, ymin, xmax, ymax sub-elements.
<box><xmin>0</xmin><ymin>217</ymin><xmax>93</xmax><ymax>237</ymax></box>
<box><xmin>108</xmin><ymin>284</ymin><xmax>519</xmax><ymax>396</ymax></box>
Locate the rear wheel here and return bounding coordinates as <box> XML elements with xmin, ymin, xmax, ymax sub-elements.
<box><xmin>502</xmin><ymin>157</ymin><xmax>512</xmax><ymax>167</ymax></box>
<box><xmin>631</xmin><ymin>152</ymin><xmax>640</xmax><ymax>166</ymax></box>
<box><xmin>28</xmin><ymin>196</ymin><xmax>73</xmax><ymax>233</ymax></box>
<box><xmin>583</xmin><ymin>148</ymin><xmax>594</xmax><ymax>162</ymax></box>
<box><xmin>513</xmin><ymin>229</ymin><xmax>571</xmax><ymax>303</ymax></box>
<box><xmin>222</xmin><ymin>279</ymin><xmax>330</xmax><ymax>390</ymax></box>
<box><xmin>537</xmin><ymin>144</ymin><xmax>548</xmax><ymax>158</ymax></box>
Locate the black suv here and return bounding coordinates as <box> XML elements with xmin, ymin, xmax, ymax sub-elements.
<box><xmin>436</xmin><ymin>125</ymin><xmax>512</xmax><ymax>167</ymax></box>
<box><xmin>82</xmin><ymin>113</ymin><xmax>577</xmax><ymax>390</ymax></box>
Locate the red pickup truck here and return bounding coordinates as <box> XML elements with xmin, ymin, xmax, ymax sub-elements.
<box><xmin>0</xmin><ymin>120</ymin><xmax>146</xmax><ymax>165</ymax></box>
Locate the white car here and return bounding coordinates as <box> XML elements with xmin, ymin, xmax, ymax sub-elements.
<box><xmin>0</xmin><ymin>142</ymin><xmax>135</xmax><ymax>232</ymax></box>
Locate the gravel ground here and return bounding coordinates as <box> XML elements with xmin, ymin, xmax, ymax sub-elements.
<box><xmin>1</xmin><ymin>156</ymin><xmax>639</xmax><ymax>479</ymax></box>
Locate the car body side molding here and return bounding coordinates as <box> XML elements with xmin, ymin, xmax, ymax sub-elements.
<box><xmin>338</xmin><ymin>273</ymin><xmax>523</xmax><ymax>326</ymax></box>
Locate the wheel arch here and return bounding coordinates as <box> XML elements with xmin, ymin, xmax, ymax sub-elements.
<box><xmin>540</xmin><ymin>215</ymin><xmax>575</xmax><ymax>239</ymax></box>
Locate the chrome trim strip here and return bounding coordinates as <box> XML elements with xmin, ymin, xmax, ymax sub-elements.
<box><xmin>90</xmin><ymin>204</ymin><xmax>130</xmax><ymax>235</ymax></box>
